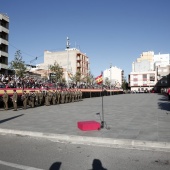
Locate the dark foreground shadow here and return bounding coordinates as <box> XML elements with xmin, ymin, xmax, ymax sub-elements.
<box><xmin>158</xmin><ymin>102</ymin><xmax>170</xmax><ymax>112</ymax></box>
<box><xmin>0</xmin><ymin>114</ymin><xmax>24</xmax><ymax>124</ymax></box>
<box><xmin>90</xmin><ymin>159</ymin><xmax>107</xmax><ymax>170</ymax></box>
<box><xmin>49</xmin><ymin>162</ymin><xmax>62</xmax><ymax>170</ymax></box>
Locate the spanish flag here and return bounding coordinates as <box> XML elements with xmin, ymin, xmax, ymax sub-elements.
<box><xmin>95</xmin><ymin>74</ymin><xmax>103</xmax><ymax>84</ymax></box>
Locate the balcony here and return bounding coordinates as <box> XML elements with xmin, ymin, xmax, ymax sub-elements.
<box><xmin>0</xmin><ymin>51</ymin><xmax>8</xmax><ymax>57</ymax></box>
<box><xmin>0</xmin><ymin>26</ymin><xmax>9</xmax><ymax>34</ymax></box>
<box><xmin>0</xmin><ymin>38</ymin><xmax>8</xmax><ymax>45</ymax></box>
<box><xmin>0</xmin><ymin>63</ymin><xmax>8</xmax><ymax>69</ymax></box>
<box><xmin>77</xmin><ymin>56</ymin><xmax>81</xmax><ymax>61</ymax></box>
<box><xmin>77</xmin><ymin>63</ymin><xmax>81</xmax><ymax>67</ymax></box>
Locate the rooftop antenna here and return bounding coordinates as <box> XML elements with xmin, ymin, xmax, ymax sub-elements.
<box><xmin>66</xmin><ymin>37</ymin><xmax>70</xmax><ymax>49</ymax></box>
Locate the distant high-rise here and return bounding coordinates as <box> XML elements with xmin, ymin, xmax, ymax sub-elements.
<box><xmin>0</xmin><ymin>13</ymin><xmax>9</xmax><ymax>74</ymax></box>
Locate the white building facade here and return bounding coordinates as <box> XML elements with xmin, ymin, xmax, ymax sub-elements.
<box><xmin>130</xmin><ymin>51</ymin><xmax>170</xmax><ymax>92</ymax></box>
<box><xmin>103</xmin><ymin>66</ymin><xmax>124</xmax><ymax>88</ymax></box>
<box><xmin>0</xmin><ymin>13</ymin><xmax>9</xmax><ymax>74</ymax></box>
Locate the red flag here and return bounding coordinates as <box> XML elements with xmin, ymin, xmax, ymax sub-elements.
<box><xmin>95</xmin><ymin>74</ymin><xmax>103</xmax><ymax>84</ymax></box>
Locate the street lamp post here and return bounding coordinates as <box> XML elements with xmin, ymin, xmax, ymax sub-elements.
<box><xmin>66</xmin><ymin>37</ymin><xmax>70</xmax><ymax>88</ymax></box>
<box><xmin>110</xmin><ymin>64</ymin><xmax>112</xmax><ymax>96</ymax></box>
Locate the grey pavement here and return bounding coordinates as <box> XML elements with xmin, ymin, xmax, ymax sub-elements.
<box><xmin>0</xmin><ymin>93</ymin><xmax>170</xmax><ymax>150</ymax></box>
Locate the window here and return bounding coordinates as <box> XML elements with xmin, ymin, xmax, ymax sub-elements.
<box><xmin>143</xmin><ymin>74</ymin><xmax>147</xmax><ymax>78</ymax></box>
<box><xmin>150</xmin><ymin>74</ymin><xmax>155</xmax><ymax>81</ymax></box>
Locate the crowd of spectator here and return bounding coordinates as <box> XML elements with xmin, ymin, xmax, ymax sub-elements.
<box><xmin>0</xmin><ymin>74</ymin><xmax>118</xmax><ymax>90</ymax></box>
<box><xmin>0</xmin><ymin>74</ymin><xmax>47</xmax><ymax>89</ymax></box>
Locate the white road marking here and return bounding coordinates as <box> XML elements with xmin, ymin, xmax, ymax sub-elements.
<box><xmin>0</xmin><ymin>160</ymin><xmax>44</xmax><ymax>170</ymax></box>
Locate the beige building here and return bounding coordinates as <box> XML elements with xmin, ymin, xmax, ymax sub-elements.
<box><xmin>37</xmin><ymin>48</ymin><xmax>90</xmax><ymax>83</ymax></box>
<box><xmin>0</xmin><ymin>13</ymin><xmax>9</xmax><ymax>74</ymax></box>
<box><xmin>137</xmin><ymin>51</ymin><xmax>154</xmax><ymax>63</ymax></box>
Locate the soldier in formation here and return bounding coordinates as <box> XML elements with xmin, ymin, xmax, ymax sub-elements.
<box><xmin>1</xmin><ymin>88</ymin><xmax>83</xmax><ymax>110</ymax></box>
<box><xmin>21</xmin><ymin>90</ymin><xmax>28</xmax><ymax>109</ymax></box>
<box><xmin>2</xmin><ymin>90</ymin><xmax>8</xmax><ymax>110</ymax></box>
<box><xmin>12</xmin><ymin>89</ymin><xmax>18</xmax><ymax>111</ymax></box>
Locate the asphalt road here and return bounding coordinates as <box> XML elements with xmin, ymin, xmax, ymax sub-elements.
<box><xmin>0</xmin><ymin>134</ymin><xmax>170</xmax><ymax>170</ymax></box>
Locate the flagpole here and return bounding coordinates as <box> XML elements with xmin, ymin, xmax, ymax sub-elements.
<box><xmin>95</xmin><ymin>73</ymin><xmax>105</xmax><ymax>128</ymax></box>
<box><xmin>101</xmin><ymin>82</ymin><xmax>104</xmax><ymax>128</ymax></box>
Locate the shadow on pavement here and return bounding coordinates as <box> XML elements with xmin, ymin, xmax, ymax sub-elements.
<box><xmin>89</xmin><ymin>159</ymin><xmax>107</xmax><ymax>170</ymax></box>
<box><xmin>158</xmin><ymin>102</ymin><xmax>170</xmax><ymax>112</ymax></box>
<box><xmin>0</xmin><ymin>114</ymin><xmax>24</xmax><ymax>124</ymax></box>
<box><xmin>49</xmin><ymin>162</ymin><xmax>62</xmax><ymax>170</ymax></box>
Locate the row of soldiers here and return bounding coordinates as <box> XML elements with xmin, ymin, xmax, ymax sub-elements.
<box><xmin>2</xmin><ymin>89</ymin><xmax>83</xmax><ymax>111</ymax></box>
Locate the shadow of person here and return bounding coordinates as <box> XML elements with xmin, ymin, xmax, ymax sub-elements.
<box><xmin>91</xmin><ymin>159</ymin><xmax>107</xmax><ymax>170</ymax></box>
<box><xmin>49</xmin><ymin>162</ymin><xmax>62</xmax><ymax>170</ymax></box>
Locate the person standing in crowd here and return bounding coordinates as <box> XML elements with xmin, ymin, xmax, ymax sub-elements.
<box><xmin>12</xmin><ymin>89</ymin><xmax>18</xmax><ymax>111</ymax></box>
<box><xmin>2</xmin><ymin>90</ymin><xmax>8</xmax><ymax>110</ymax></box>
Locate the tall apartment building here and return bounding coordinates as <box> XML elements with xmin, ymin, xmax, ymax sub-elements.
<box><xmin>130</xmin><ymin>51</ymin><xmax>170</xmax><ymax>92</ymax></box>
<box><xmin>37</xmin><ymin>48</ymin><xmax>90</xmax><ymax>82</ymax></box>
<box><xmin>0</xmin><ymin>13</ymin><xmax>9</xmax><ymax>74</ymax></box>
<box><xmin>103</xmin><ymin>66</ymin><xmax>124</xmax><ymax>88</ymax></box>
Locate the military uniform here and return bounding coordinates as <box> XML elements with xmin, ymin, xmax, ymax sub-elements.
<box><xmin>39</xmin><ymin>90</ymin><xmax>44</xmax><ymax>106</ymax></box>
<box><xmin>80</xmin><ymin>90</ymin><xmax>83</xmax><ymax>101</ymax></box>
<box><xmin>52</xmin><ymin>90</ymin><xmax>56</xmax><ymax>105</ymax></box>
<box><xmin>22</xmin><ymin>91</ymin><xmax>28</xmax><ymax>109</ymax></box>
<box><xmin>35</xmin><ymin>91</ymin><xmax>39</xmax><ymax>106</ymax></box>
<box><xmin>71</xmin><ymin>89</ymin><xmax>75</xmax><ymax>102</ymax></box>
<box><xmin>77</xmin><ymin>89</ymin><xmax>80</xmax><ymax>102</ymax></box>
<box><xmin>29</xmin><ymin>91</ymin><xmax>35</xmax><ymax>108</ymax></box>
<box><xmin>45</xmin><ymin>91</ymin><xmax>50</xmax><ymax>106</ymax></box>
<box><xmin>61</xmin><ymin>90</ymin><xmax>65</xmax><ymax>104</ymax></box>
<box><xmin>56</xmin><ymin>90</ymin><xmax>61</xmax><ymax>104</ymax></box>
<box><xmin>48</xmin><ymin>91</ymin><xmax>53</xmax><ymax>105</ymax></box>
<box><xmin>12</xmin><ymin>90</ymin><xmax>18</xmax><ymax>111</ymax></box>
<box><xmin>2</xmin><ymin>90</ymin><xmax>8</xmax><ymax>110</ymax></box>
<box><xmin>65</xmin><ymin>90</ymin><xmax>68</xmax><ymax>103</ymax></box>
<box><xmin>68</xmin><ymin>89</ymin><xmax>71</xmax><ymax>103</ymax></box>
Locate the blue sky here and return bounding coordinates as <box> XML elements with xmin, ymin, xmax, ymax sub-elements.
<box><xmin>1</xmin><ymin>0</ymin><xmax>170</xmax><ymax>79</ymax></box>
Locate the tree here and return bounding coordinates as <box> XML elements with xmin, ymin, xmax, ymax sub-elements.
<box><xmin>10</xmin><ymin>50</ymin><xmax>27</xmax><ymax>77</ymax></box>
<box><xmin>70</xmin><ymin>71</ymin><xmax>81</xmax><ymax>85</ymax></box>
<box><xmin>122</xmin><ymin>77</ymin><xmax>129</xmax><ymax>90</ymax></box>
<box><xmin>104</xmin><ymin>77</ymin><xmax>111</xmax><ymax>87</ymax></box>
<box><xmin>49</xmin><ymin>61</ymin><xmax>63</xmax><ymax>83</ymax></box>
<box><xmin>83</xmin><ymin>71</ymin><xmax>95</xmax><ymax>85</ymax></box>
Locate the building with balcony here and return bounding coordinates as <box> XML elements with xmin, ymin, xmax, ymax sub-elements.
<box><xmin>37</xmin><ymin>48</ymin><xmax>90</xmax><ymax>83</ymax></box>
<box><xmin>0</xmin><ymin>13</ymin><xmax>9</xmax><ymax>74</ymax></box>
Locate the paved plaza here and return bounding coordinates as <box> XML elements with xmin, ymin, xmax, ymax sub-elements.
<box><xmin>0</xmin><ymin>93</ymin><xmax>170</xmax><ymax>149</ymax></box>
